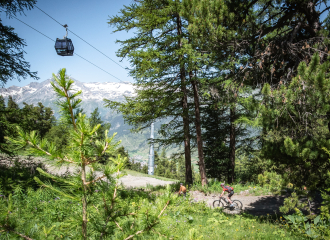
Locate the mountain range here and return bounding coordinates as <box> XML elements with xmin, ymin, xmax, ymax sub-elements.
<box><xmin>0</xmin><ymin>78</ymin><xmax>157</xmax><ymax>161</ymax></box>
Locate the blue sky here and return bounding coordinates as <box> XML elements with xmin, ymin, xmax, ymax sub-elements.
<box><xmin>3</xmin><ymin>0</ymin><xmax>135</xmax><ymax>87</ymax></box>
<box><xmin>3</xmin><ymin>1</ymin><xmax>330</xmax><ymax>88</ymax></box>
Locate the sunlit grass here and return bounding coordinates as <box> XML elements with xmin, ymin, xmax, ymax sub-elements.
<box><xmin>190</xmin><ymin>180</ymin><xmax>273</xmax><ymax>196</ymax></box>
<box><xmin>156</xmin><ymin>198</ymin><xmax>305</xmax><ymax>240</ymax></box>
<box><xmin>125</xmin><ymin>169</ymin><xmax>179</xmax><ymax>182</ymax></box>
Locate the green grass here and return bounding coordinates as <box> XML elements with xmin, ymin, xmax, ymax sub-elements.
<box><xmin>1</xmin><ymin>183</ymin><xmax>323</xmax><ymax>239</ymax></box>
<box><xmin>154</xmin><ymin>196</ymin><xmax>305</xmax><ymax>240</ymax></box>
<box><xmin>124</xmin><ymin>169</ymin><xmax>179</xmax><ymax>182</ymax></box>
<box><xmin>190</xmin><ymin>180</ymin><xmax>273</xmax><ymax>196</ymax></box>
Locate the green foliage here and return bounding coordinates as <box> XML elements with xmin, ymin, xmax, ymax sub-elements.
<box><xmin>0</xmin><ymin>0</ymin><xmax>38</xmax><ymax>86</ymax></box>
<box><xmin>2</xmin><ymin>68</ymin><xmax>173</xmax><ymax>239</ymax></box>
<box><xmin>0</xmin><ymin>96</ymin><xmax>56</xmax><ymax>154</ymax></box>
<box><xmin>257</xmin><ymin>171</ymin><xmax>284</xmax><ymax>194</ymax></box>
<box><xmin>157</xmin><ymin>195</ymin><xmax>302</xmax><ymax>240</ymax></box>
<box><xmin>89</xmin><ymin>107</ymin><xmax>111</xmax><ymax>141</ymax></box>
<box><xmin>190</xmin><ymin>180</ymin><xmax>271</xmax><ymax>196</ymax></box>
<box><xmin>0</xmin><ymin>185</ymin><xmax>174</xmax><ymax>239</ymax></box>
<box><xmin>127</xmin><ymin>149</ymin><xmax>187</xmax><ymax>182</ymax></box>
<box><xmin>0</xmin><ymin>155</ymin><xmax>49</xmax><ymax>195</ymax></box>
<box><xmin>44</xmin><ymin>123</ymin><xmax>70</xmax><ymax>151</ymax></box>
<box><xmin>256</xmin><ymin>53</ymin><xmax>330</xmax><ymax>190</ymax></box>
<box><xmin>284</xmin><ymin>209</ymin><xmax>330</xmax><ymax>239</ymax></box>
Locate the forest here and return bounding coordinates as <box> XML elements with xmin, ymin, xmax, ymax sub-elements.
<box><xmin>1</xmin><ymin>0</ymin><xmax>330</xmax><ymax>239</ymax></box>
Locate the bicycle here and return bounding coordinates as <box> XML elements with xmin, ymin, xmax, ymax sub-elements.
<box><xmin>213</xmin><ymin>197</ymin><xmax>243</xmax><ymax>211</ymax></box>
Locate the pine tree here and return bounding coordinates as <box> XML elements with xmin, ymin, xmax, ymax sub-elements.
<box><xmin>106</xmin><ymin>0</ymin><xmax>197</xmax><ymax>184</ymax></box>
<box><xmin>6</xmin><ymin>69</ymin><xmax>124</xmax><ymax>239</ymax></box>
<box><xmin>4</xmin><ymin>68</ymin><xmax>172</xmax><ymax>239</ymax></box>
<box><xmin>257</xmin><ymin>53</ymin><xmax>330</xmax><ymax>189</ymax></box>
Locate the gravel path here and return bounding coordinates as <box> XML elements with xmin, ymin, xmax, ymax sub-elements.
<box><xmin>189</xmin><ymin>191</ymin><xmax>285</xmax><ymax>216</ymax></box>
<box><xmin>44</xmin><ymin>162</ymin><xmax>176</xmax><ymax>187</ymax></box>
<box><xmin>119</xmin><ymin>174</ymin><xmax>175</xmax><ymax>188</ymax></box>
<box><xmin>1</xmin><ymin>155</ymin><xmax>321</xmax><ymax>216</ymax></box>
<box><xmin>189</xmin><ymin>191</ymin><xmax>323</xmax><ymax>216</ymax></box>
<box><xmin>0</xmin><ymin>155</ymin><xmax>175</xmax><ymax>188</ymax></box>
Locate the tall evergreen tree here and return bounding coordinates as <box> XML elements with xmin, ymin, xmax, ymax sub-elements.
<box><xmin>106</xmin><ymin>0</ymin><xmax>196</xmax><ymax>184</ymax></box>
<box><xmin>257</xmin><ymin>53</ymin><xmax>330</xmax><ymax>189</ymax></box>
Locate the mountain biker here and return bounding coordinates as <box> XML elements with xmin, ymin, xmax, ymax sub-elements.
<box><xmin>179</xmin><ymin>183</ymin><xmax>186</xmax><ymax>197</ymax></box>
<box><xmin>220</xmin><ymin>183</ymin><xmax>234</xmax><ymax>207</ymax></box>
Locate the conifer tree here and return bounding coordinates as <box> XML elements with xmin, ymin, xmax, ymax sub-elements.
<box><xmin>106</xmin><ymin>0</ymin><xmax>198</xmax><ymax>184</ymax></box>
<box><xmin>6</xmin><ymin>69</ymin><xmax>123</xmax><ymax>239</ymax></box>
<box><xmin>5</xmin><ymin>69</ymin><xmax>172</xmax><ymax>239</ymax></box>
<box><xmin>256</xmin><ymin>53</ymin><xmax>330</xmax><ymax>189</ymax></box>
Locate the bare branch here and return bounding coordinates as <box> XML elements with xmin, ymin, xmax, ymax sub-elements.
<box><xmin>85</xmin><ymin>175</ymin><xmax>106</xmax><ymax>185</ymax></box>
<box><xmin>0</xmin><ymin>225</ymin><xmax>33</xmax><ymax>240</ymax></box>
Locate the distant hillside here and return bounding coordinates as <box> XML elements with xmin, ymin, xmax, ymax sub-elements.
<box><xmin>0</xmin><ymin>78</ymin><xmax>162</xmax><ymax>161</ymax></box>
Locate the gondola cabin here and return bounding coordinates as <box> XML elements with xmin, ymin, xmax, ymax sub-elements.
<box><xmin>55</xmin><ymin>38</ymin><xmax>74</xmax><ymax>56</ymax></box>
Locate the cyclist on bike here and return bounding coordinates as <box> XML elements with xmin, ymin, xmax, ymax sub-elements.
<box><xmin>179</xmin><ymin>183</ymin><xmax>187</xmax><ymax>197</ymax></box>
<box><xmin>220</xmin><ymin>183</ymin><xmax>234</xmax><ymax>207</ymax></box>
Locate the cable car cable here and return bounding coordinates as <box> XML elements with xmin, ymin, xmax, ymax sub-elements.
<box><xmin>12</xmin><ymin>16</ymin><xmax>124</xmax><ymax>82</ymax></box>
<box><xmin>73</xmin><ymin>53</ymin><xmax>123</xmax><ymax>82</ymax></box>
<box><xmin>13</xmin><ymin>16</ymin><xmax>55</xmax><ymax>42</ymax></box>
<box><xmin>35</xmin><ymin>6</ymin><xmax>127</xmax><ymax>70</ymax></box>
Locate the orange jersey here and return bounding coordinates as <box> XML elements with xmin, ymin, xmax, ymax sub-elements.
<box><xmin>179</xmin><ymin>185</ymin><xmax>186</xmax><ymax>193</ymax></box>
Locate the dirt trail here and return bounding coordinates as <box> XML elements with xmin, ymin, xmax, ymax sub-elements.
<box><xmin>189</xmin><ymin>191</ymin><xmax>323</xmax><ymax>216</ymax></box>
<box><xmin>1</xmin><ymin>155</ymin><xmax>321</xmax><ymax>216</ymax></box>
<box><xmin>189</xmin><ymin>191</ymin><xmax>286</xmax><ymax>216</ymax></box>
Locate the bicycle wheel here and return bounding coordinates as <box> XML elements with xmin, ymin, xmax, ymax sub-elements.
<box><xmin>232</xmin><ymin>200</ymin><xmax>243</xmax><ymax>210</ymax></box>
<box><xmin>213</xmin><ymin>200</ymin><xmax>225</xmax><ymax>209</ymax></box>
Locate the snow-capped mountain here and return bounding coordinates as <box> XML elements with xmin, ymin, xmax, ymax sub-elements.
<box><xmin>0</xmin><ymin>79</ymin><xmax>154</xmax><ymax>160</ymax></box>
<box><xmin>0</xmin><ymin>78</ymin><xmax>135</xmax><ymax>108</ymax></box>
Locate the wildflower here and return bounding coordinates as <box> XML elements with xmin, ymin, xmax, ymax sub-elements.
<box><xmin>199</xmin><ymin>225</ymin><xmax>202</xmax><ymax>227</ymax></box>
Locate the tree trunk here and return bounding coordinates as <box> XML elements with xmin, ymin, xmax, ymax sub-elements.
<box><xmin>191</xmin><ymin>75</ymin><xmax>208</xmax><ymax>186</ymax></box>
<box><xmin>176</xmin><ymin>13</ymin><xmax>192</xmax><ymax>184</ymax></box>
<box><xmin>82</xmin><ymin>163</ymin><xmax>88</xmax><ymax>239</ymax></box>
<box><xmin>229</xmin><ymin>106</ymin><xmax>236</xmax><ymax>183</ymax></box>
